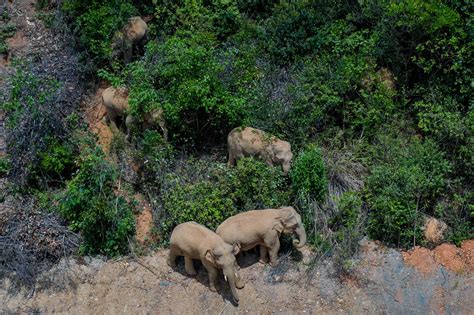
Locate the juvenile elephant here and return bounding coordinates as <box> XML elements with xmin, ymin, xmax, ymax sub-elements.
<box><xmin>227</xmin><ymin>127</ymin><xmax>293</xmax><ymax>175</ymax></box>
<box><xmin>216</xmin><ymin>206</ymin><xmax>306</xmax><ymax>268</ymax></box>
<box><xmin>169</xmin><ymin>222</ymin><xmax>243</xmax><ymax>302</ymax></box>
<box><xmin>111</xmin><ymin>16</ymin><xmax>148</xmax><ymax>63</ymax></box>
<box><xmin>101</xmin><ymin>87</ymin><xmax>168</xmax><ymax>141</ymax></box>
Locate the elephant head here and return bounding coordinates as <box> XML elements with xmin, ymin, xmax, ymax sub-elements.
<box><xmin>270</xmin><ymin>140</ymin><xmax>293</xmax><ymax>175</ymax></box>
<box><xmin>275</xmin><ymin>206</ymin><xmax>307</xmax><ymax>248</ymax></box>
<box><xmin>204</xmin><ymin>243</ymin><xmax>241</xmax><ymax>302</ymax></box>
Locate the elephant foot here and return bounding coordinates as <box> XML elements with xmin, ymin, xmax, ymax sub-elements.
<box><xmin>209</xmin><ymin>283</ymin><xmax>217</xmax><ymax>292</ymax></box>
<box><xmin>269</xmin><ymin>260</ymin><xmax>279</xmax><ymax>267</ymax></box>
<box><xmin>258</xmin><ymin>258</ymin><xmax>268</xmax><ymax>264</ymax></box>
<box><xmin>235</xmin><ymin>279</ymin><xmax>245</xmax><ymax>289</ymax></box>
<box><xmin>186</xmin><ymin>269</ymin><xmax>197</xmax><ymax>276</ymax></box>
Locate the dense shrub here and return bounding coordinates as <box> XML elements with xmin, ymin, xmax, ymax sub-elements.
<box><xmin>2</xmin><ymin>62</ymin><xmax>82</xmax><ymax>186</ymax></box>
<box><xmin>62</xmin><ymin>0</ymin><xmax>138</xmax><ymax>63</ymax></box>
<box><xmin>55</xmin><ymin>139</ymin><xmax>135</xmax><ymax>256</ymax></box>
<box><xmin>122</xmin><ymin>31</ymin><xmax>249</xmax><ymax>144</ymax></box>
<box><xmin>290</xmin><ymin>145</ymin><xmax>327</xmax><ymax>203</ymax></box>
<box><xmin>152</xmin><ymin>0</ymin><xmax>241</xmax><ymax>40</ymax></box>
<box><xmin>229</xmin><ymin>157</ymin><xmax>290</xmax><ymax>210</ymax></box>
<box><xmin>158</xmin><ymin>157</ymin><xmax>290</xmax><ymax>242</ymax></box>
<box><xmin>56</xmin><ymin>0</ymin><xmax>473</xmax><ymax>252</ymax></box>
<box><xmin>366</xmin><ymin>136</ymin><xmax>451</xmax><ymax>248</ymax></box>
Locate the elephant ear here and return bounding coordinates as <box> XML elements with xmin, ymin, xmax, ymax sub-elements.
<box><xmin>204</xmin><ymin>249</ymin><xmax>216</xmax><ymax>265</ymax></box>
<box><xmin>232</xmin><ymin>243</ymin><xmax>241</xmax><ymax>255</ymax></box>
<box><xmin>273</xmin><ymin>222</ymin><xmax>284</xmax><ymax>234</ymax></box>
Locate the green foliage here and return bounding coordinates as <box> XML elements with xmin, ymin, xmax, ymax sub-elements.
<box><xmin>366</xmin><ymin>136</ymin><xmax>451</xmax><ymax>248</ymax></box>
<box><xmin>56</xmin><ymin>139</ymin><xmax>135</xmax><ymax>256</ymax></box>
<box><xmin>290</xmin><ymin>145</ymin><xmax>327</xmax><ymax>203</ymax></box>
<box><xmin>0</xmin><ymin>22</ymin><xmax>16</xmax><ymax>54</ymax></box>
<box><xmin>124</xmin><ymin>31</ymin><xmax>249</xmax><ymax>143</ymax></box>
<box><xmin>159</xmin><ymin>157</ymin><xmax>290</xmax><ymax>241</ymax></box>
<box><xmin>62</xmin><ymin>0</ymin><xmax>138</xmax><ymax>62</ymax></box>
<box><xmin>152</xmin><ymin>0</ymin><xmax>241</xmax><ymax>39</ymax></box>
<box><xmin>32</xmin><ymin>138</ymin><xmax>76</xmax><ymax>184</ymax></box>
<box><xmin>229</xmin><ymin>157</ymin><xmax>290</xmax><ymax>210</ymax></box>
<box><xmin>162</xmin><ymin>180</ymin><xmax>236</xmax><ymax>236</ymax></box>
<box><xmin>0</xmin><ymin>157</ymin><xmax>10</xmax><ymax>176</ymax></box>
<box><xmin>59</xmin><ymin>0</ymin><xmax>473</xmax><ymax>250</ymax></box>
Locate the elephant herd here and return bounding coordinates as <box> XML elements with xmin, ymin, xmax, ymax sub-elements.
<box><xmin>169</xmin><ymin>207</ymin><xmax>307</xmax><ymax>303</ymax></box>
<box><xmin>103</xmin><ymin>16</ymin><xmax>305</xmax><ymax>304</ymax></box>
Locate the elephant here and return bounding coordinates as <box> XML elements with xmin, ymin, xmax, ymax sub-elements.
<box><xmin>101</xmin><ymin>87</ymin><xmax>168</xmax><ymax>141</ymax></box>
<box><xmin>111</xmin><ymin>16</ymin><xmax>148</xmax><ymax>63</ymax></box>
<box><xmin>169</xmin><ymin>222</ymin><xmax>243</xmax><ymax>302</ymax></box>
<box><xmin>227</xmin><ymin>127</ymin><xmax>293</xmax><ymax>175</ymax></box>
<box><xmin>216</xmin><ymin>206</ymin><xmax>306</xmax><ymax>269</ymax></box>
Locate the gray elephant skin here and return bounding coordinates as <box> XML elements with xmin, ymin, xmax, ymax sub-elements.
<box><xmin>111</xmin><ymin>16</ymin><xmax>148</xmax><ymax>63</ymax></box>
<box><xmin>168</xmin><ymin>222</ymin><xmax>243</xmax><ymax>302</ymax></box>
<box><xmin>216</xmin><ymin>206</ymin><xmax>306</xmax><ymax>270</ymax></box>
<box><xmin>101</xmin><ymin>86</ymin><xmax>168</xmax><ymax>141</ymax></box>
<box><xmin>227</xmin><ymin>127</ymin><xmax>293</xmax><ymax>175</ymax></box>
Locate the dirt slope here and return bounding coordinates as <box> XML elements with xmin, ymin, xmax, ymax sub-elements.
<box><xmin>2</xmin><ymin>239</ymin><xmax>473</xmax><ymax>314</ymax></box>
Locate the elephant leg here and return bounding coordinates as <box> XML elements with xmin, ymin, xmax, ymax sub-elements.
<box><xmin>184</xmin><ymin>257</ymin><xmax>197</xmax><ymax>276</ymax></box>
<box><xmin>125</xmin><ymin>115</ymin><xmax>133</xmax><ymax>141</ymax></box>
<box><xmin>104</xmin><ymin>114</ymin><xmax>111</xmax><ymax>125</ymax></box>
<box><xmin>124</xmin><ymin>45</ymin><xmax>133</xmax><ymax>64</ymax></box>
<box><xmin>202</xmin><ymin>261</ymin><xmax>219</xmax><ymax>292</ymax></box>
<box><xmin>228</xmin><ymin>151</ymin><xmax>235</xmax><ymax>166</ymax></box>
<box><xmin>259</xmin><ymin>245</ymin><xmax>269</xmax><ymax>264</ymax></box>
<box><xmin>168</xmin><ymin>248</ymin><xmax>178</xmax><ymax>268</ymax></box>
<box><xmin>264</xmin><ymin>233</ymin><xmax>280</xmax><ymax>267</ymax></box>
<box><xmin>159</xmin><ymin>121</ymin><xmax>168</xmax><ymax>142</ymax></box>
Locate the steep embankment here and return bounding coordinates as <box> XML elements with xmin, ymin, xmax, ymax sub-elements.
<box><xmin>2</xmin><ymin>239</ymin><xmax>473</xmax><ymax>314</ymax></box>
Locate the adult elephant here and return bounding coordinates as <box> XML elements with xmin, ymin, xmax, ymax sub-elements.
<box><xmin>101</xmin><ymin>86</ymin><xmax>168</xmax><ymax>141</ymax></box>
<box><xmin>169</xmin><ymin>222</ymin><xmax>243</xmax><ymax>303</ymax></box>
<box><xmin>216</xmin><ymin>206</ymin><xmax>306</xmax><ymax>269</ymax></box>
<box><xmin>227</xmin><ymin>127</ymin><xmax>293</xmax><ymax>175</ymax></box>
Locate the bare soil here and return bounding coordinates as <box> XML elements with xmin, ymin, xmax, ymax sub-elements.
<box><xmin>2</xmin><ymin>239</ymin><xmax>473</xmax><ymax>314</ymax></box>
<box><xmin>82</xmin><ymin>83</ymin><xmax>114</xmax><ymax>155</ymax></box>
<box><xmin>403</xmin><ymin>240</ymin><xmax>474</xmax><ymax>274</ymax></box>
<box><xmin>133</xmin><ymin>193</ymin><xmax>155</xmax><ymax>245</ymax></box>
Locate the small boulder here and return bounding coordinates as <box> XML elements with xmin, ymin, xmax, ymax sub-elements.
<box><xmin>422</xmin><ymin>216</ymin><xmax>448</xmax><ymax>245</ymax></box>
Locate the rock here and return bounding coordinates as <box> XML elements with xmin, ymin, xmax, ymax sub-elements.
<box><xmin>422</xmin><ymin>216</ymin><xmax>448</xmax><ymax>245</ymax></box>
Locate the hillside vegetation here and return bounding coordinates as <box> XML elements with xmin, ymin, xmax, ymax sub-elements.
<box><xmin>1</xmin><ymin>0</ymin><xmax>472</xmax><ymax>286</ymax></box>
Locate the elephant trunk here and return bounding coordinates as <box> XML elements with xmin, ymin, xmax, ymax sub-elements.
<box><xmin>293</xmin><ymin>225</ymin><xmax>307</xmax><ymax>248</ymax></box>
<box><xmin>223</xmin><ymin>268</ymin><xmax>239</xmax><ymax>303</ymax></box>
<box><xmin>282</xmin><ymin>161</ymin><xmax>291</xmax><ymax>175</ymax></box>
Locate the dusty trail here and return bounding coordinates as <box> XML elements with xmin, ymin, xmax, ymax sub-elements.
<box><xmin>2</xmin><ymin>239</ymin><xmax>473</xmax><ymax>314</ymax></box>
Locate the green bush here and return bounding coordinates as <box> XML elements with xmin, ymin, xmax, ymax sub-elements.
<box><xmin>33</xmin><ymin>138</ymin><xmax>76</xmax><ymax>184</ymax></box>
<box><xmin>290</xmin><ymin>145</ymin><xmax>327</xmax><ymax>203</ymax></box>
<box><xmin>152</xmin><ymin>0</ymin><xmax>241</xmax><ymax>39</ymax></box>
<box><xmin>162</xmin><ymin>180</ymin><xmax>236</xmax><ymax>237</ymax></box>
<box><xmin>56</xmin><ymin>140</ymin><xmax>135</xmax><ymax>256</ymax></box>
<box><xmin>159</xmin><ymin>157</ymin><xmax>290</xmax><ymax>242</ymax></box>
<box><xmin>63</xmin><ymin>0</ymin><xmax>138</xmax><ymax>63</ymax></box>
<box><xmin>0</xmin><ymin>22</ymin><xmax>16</xmax><ymax>54</ymax></box>
<box><xmin>123</xmin><ymin>31</ymin><xmax>249</xmax><ymax>144</ymax></box>
<box><xmin>366</xmin><ymin>136</ymin><xmax>451</xmax><ymax>247</ymax></box>
<box><xmin>229</xmin><ymin>157</ymin><xmax>290</xmax><ymax>210</ymax></box>
<box><xmin>0</xmin><ymin>157</ymin><xmax>10</xmax><ymax>176</ymax></box>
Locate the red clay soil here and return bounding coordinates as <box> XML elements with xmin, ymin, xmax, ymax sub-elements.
<box><xmin>133</xmin><ymin>194</ymin><xmax>155</xmax><ymax>245</ymax></box>
<box><xmin>402</xmin><ymin>246</ymin><xmax>438</xmax><ymax>275</ymax></box>
<box><xmin>403</xmin><ymin>241</ymin><xmax>474</xmax><ymax>274</ymax></box>
<box><xmin>82</xmin><ymin>84</ymin><xmax>114</xmax><ymax>154</ymax></box>
<box><xmin>433</xmin><ymin>243</ymin><xmax>466</xmax><ymax>273</ymax></box>
<box><xmin>460</xmin><ymin>239</ymin><xmax>474</xmax><ymax>272</ymax></box>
